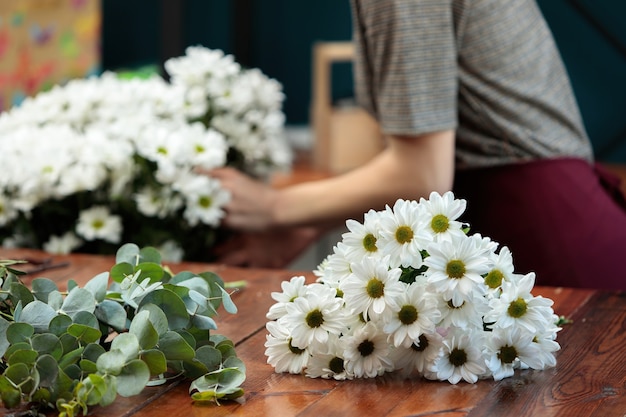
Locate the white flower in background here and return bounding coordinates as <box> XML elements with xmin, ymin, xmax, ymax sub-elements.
<box><xmin>378</xmin><ymin>199</ymin><xmax>431</xmax><ymax>269</ymax></box>
<box><xmin>43</xmin><ymin>232</ymin><xmax>83</xmax><ymax>255</ymax></box>
<box><xmin>343</xmin><ymin>321</ymin><xmax>394</xmax><ymax>378</ymax></box>
<box><xmin>264</xmin><ymin>320</ymin><xmax>310</xmax><ymax>374</ymax></box>
<box><xmin>76</xmin><ymin>206</ymin><xmax>122</xmax><ymax>243</ymax></box>
<box><xmin>433</xmin><ymin>327</ymin><xmax>487</xmax><ymax>384</ymax></box>
<box><xmin>134</xmin><ymin>187</ymin><xmax>184</xmax><ymax>219</ymax></box>
<box><xmin>316</xmin><ymin>242</ymin><xmax>353</xmax><ymax>289</ymax></box>
<box><xmin>424</xmin><ymin>233</ymin><xmax>492</xmax><ymax>306</ymax></box>
<box><xmin>419</xmin><ymin>191</ymin><xmax>467</xmax><ymax>242</ymax></box>
<box><xmin>0</xmin><ymin>194</ymin><xmax>18</xmax><ymax>227</ymax></box>
<box><xmin>342</xmin><ymin>255</ymin><xmax>404</xmax><ymax>321</ymax></box>
<box><xmin>177</xmin><ymin>174</ymin><xmax>230</xmax><ymax>227</ymax></box>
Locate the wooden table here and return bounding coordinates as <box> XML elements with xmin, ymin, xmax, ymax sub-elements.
<box><xmin>1</xmin><ymin>248</ymin><xmax>624</xmax><ymax>417</ymax></box>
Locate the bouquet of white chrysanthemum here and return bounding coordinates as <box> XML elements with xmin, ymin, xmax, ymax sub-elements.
<box><xmin>265</xmin><ymin>192</ymin><xmax>561</xmax><ymax>383</ymax></box>
<box><xmin>0</xmin><ymin>46</ymin><xmax>292</xmax><ymax>261</ymax></box>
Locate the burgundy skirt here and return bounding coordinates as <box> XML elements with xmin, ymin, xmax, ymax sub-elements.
<box><xmin>453</xmin><ymin>158</ymin><xmax>626</xmax><ymax>290</ymax></box>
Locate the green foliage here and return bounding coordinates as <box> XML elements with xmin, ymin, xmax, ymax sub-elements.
<box><xmin>0</xmin><ymin>243</ymin><xmax>244</xmax><ymax>416</ymax></box>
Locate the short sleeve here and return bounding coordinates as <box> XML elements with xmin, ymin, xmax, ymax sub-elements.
<box><xmin>350</xmin><ymin>0</ymin><xmax>458</xmax><ymax>135</ymax></box>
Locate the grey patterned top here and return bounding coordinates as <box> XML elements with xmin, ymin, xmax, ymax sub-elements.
<box><xmin>350</xmin><ymin>0</ymin><xmax>594</xmax><ymax>168</ymax></box>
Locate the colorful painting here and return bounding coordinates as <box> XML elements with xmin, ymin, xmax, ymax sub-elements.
<box><xmin>0</xmin><ymin>0</ymin><xmax>101</xmax><ymax>112</ymax></box>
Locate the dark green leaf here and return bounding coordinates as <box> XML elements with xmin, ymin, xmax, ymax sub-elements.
<box><xmin>158</xmin><ymin>331</ymin><xmax>195</xmax><ymax>361</ymax></box>
<box><xmin>0</xmin><ymin>375</ymin><xmax>21</xmax><ymax>408</ymax></box>
<box><xmin>139</xmin><ymin>246</ymin><xmax>162</xmax><ymax>264</ymax></box>
<box><xmin>31</xmin><ymin>278</ymin><xmax>59</xmax><ymax>302</ymax></box>
<box><xmin>6</xmin><ymin>322</ymin><xmax>34</xmax><ymax>344</ymax></box>
<box><xmin>140</xmin><ymin>349</ymin><xmax>167</xmax><ymax>375</ymax></box>
<box><xmin>111</xmin><ymin>262</ymin><xmax>135</xmax><ymax>283</ymax></box>
<box><xmin>67</xmin><ymin>323</ymin><xmax>102</xmax><ymax>344</ymax></box>
<box><xmin>31</xmin><ymin>333</ymin><xmax>63</xmax><ymax>360</ymax></box>
<box><xmin>49</xmin><ymin>314</ymin><xmax>73</xmax><ymax>337</ymax></box>
<box><xmin>134</xmin><ymin>262</ymin><xmax>165</xmax><ymax>284</ymax></box>
<box><xmin>36</xmin><ymin>354</ymin><xmax>60</xmax><ymax>387</ymax></box>
<box><xmin>139</xmin><ymin>289</ymin><xmax>189</xmax><ymax>330</ymax></box>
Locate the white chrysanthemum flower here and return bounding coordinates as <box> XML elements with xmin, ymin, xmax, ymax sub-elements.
<box><xmin>134</xmin><ymin>187</ymin><xmax>184</xmax><ymax>219</ymax></box>
<box><xmin>0</xmin><ymin>194</ymin><xmax>18</xmax><ymax>227</ymax></box>
<box><xmin>75</xmin><ymin>206</ymin><xmax>122</xmax><ymax>243</ymax></box>
<box><xmin>265</xmin><ymin>320</ymin><xmax>310</xmax><ymax>374</ymax></box>
<box><xmin>43</xmin><ymin>232</ymin><xmax>83</xmax><ymax>255</ymax></box>
<box><xmin>433</xmin><ymin>327</ymin><xmax>487</xmax><ymax>384</ymax></box>
<box><xmin>485</xmin><ymin>273</ymin><xmax>555</xmax><ymax>333</ymax></box>
<box><xmin>483</xmin><ymin>246</ymin><xmax>516</xmax><ymax>292</ymax></box>
<box><xmin>390</xmin><ymin>330</ymin><xmax>444</xmax><ymax>375</ymax></box>
<box><xmin>341</xmin><ymin>255</ymin><xmax>405</xmax><ymax>321</ymax></box>
<box><xmin>305</xmin><ymin>334</ymin><xmax>353</xmax><ymax>380</ymax></box>
<box><xmin>437</xmin><ymin>292</ymin><xmax>490</xmax><ymax>330</ymax></box>
<box><xmin>280</xmin><ymin>284</ymin><xmax>345</xmax><ymax>349</ymax></box>
<box><xmin>485</xmin><ymin>327</ymin><xmax>543</xmax><ymax>381</ymax></box>
<box><xmin>383</xmin><ymin>283</ymin><xmax>441</xmax><ymax>348</ymax></box>
<box><xmin>419</xmin><ymin>191</ymin><xmax>467</xmax><ymax>242</ymax></box>
<box><xmin>528</xmin><ymin>324</ymin><xmax>561</xmax><ymax>369</ymax></box>
<box><xmin>424</xmin><ymin>233</ymin><xmax>492</xmax><ymax>306</ymax></box>
<box><xmin>378</xmin><ymin>199</ymin><xmax>431</xmax><ymax>269</ymax></box>
<box><xmin>343</xmin><ymin>321</ymin><xmax>394</xmax><ymax>378</ymax></box>
<box><xmin>266</xmin><ymin>275</ymin><xmax>308</xmax><ymax>320</ymax></box>
<box><xmin>316</xmin><ymin>242</ymin><xmax>353</xmax><ymax>289</ymax></box>
<box><xmin>178</xmin><ymin>175</ymin><xmax>230</xmax><ymax>227</ymax></box>
<box><xmin>341</xmin><ymin>209</ymin><xmax>383</xmax><ymax>262</ymax></box>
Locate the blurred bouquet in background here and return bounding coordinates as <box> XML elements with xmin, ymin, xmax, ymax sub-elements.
<box><xmin>265</xmin><ymin>192</ymin><xmax>561</xmax><ymax>383</ymax></box>
<box><xmin>0</xmin><ymin>46</ymin><xmax>292</xmax><ymax>261</ymax></box>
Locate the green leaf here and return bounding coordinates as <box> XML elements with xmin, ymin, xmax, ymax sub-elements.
<box><xmin>83</xmin><ymin>343</ymin><xmax>106</xmax><ymax>363</ymax></box>
<box><xmin>96</xmin><ymin>349</ymin><xmax>126</xmax><ymax>375</ymax></box>
<box><xmin>61</xmin><ymin>288</ymin><xmax>96</xmax><ymax>318</ymax></box>
<box><xmin>49</xmin><ymin>314</ymin><xmax>73</xmax><ymax>337</ymax></box>
<box><xmin>8</xmin><ymin>348</ymin><xmax>38</xmax><ymax>367</ymax></box>
<box><xmin>194</xmin><ymin>345</ymin><xmax>222</xmax><ymax>372</ymax></box>
<box><xmin>58</xmin><ymin>346</ymin><xmax>84</xmax><ymax>370</ymax></box>
<box><xmin>0</xmin><ymin>317</ymin><xmax>10</xmax><ymax>358</ymax></box>
<box><xmin>139</xmin><ymin>289</ymin><xmax>190</xmax><ymax>330</ymax></box>
<box><xmin>189</xmin><ymin>367</ymin><xmax>246</xmax><ymax>402</ymax></box>
<box><xmin>0</xmin><ymin>375</ymin><xmax>21</xmax><ymax>409</ymax></box>
<box><xmin>6</xmin><ymin>322</ymin><xmax>34</xmax><ymax>344</ymax></box>
<box><xmin>110</xmin><ymin>333</ymin><xmax>140</xmax><ymax>361</ymax></box>
<box><xmin>137</xmin><ymin>303</ymin><xmax>169</xmax><ymax>336</ymax></box>
<box><xmin>158</xmin><ymin>331</ymin><xmax>195</xmax><ymax>361</ymax></box>
<box><xmin>18</xmin><ymin>300</ymin><xmax>57</xmax><ymax>332</ymax></box>
<box><xmin>218</xmin><ymin>285</ymin><xmax>238</xmax><ymax>314</ymax></box>
<box><xmin>100</xmin><ymin>374</ymin><xmax>118</xmax><ymax>406</ymax></box>
<box><xmin>116</xmin><ymin>359</ymin><xmax>150</xmax><ymax>397</ymax></box>
<box><xmin>67</xmin><ymin>323</ymin><xmax>102</xmax><ymax>344</ymax></box>
<box><xmin>75</xmin><ymin>373</ymin><xmax>106</xmax><ymax>406</ymax></box>
<box><xmin>140</xmin><ymin>349</ymin><xmax>167</xmax><ymax>375</ymax></box>
<box><xmin>10</xmin><ymin>281</ymin><xmax>34</xmax><ymax>305</ymax></box>
<box><xmin>36</xmin><ymin>354</ymin><xmax>60</xmax><ymax>387</ymax></box>
<box><xmin>116</xmin><ymin>243</ymin><xmax>141</xmax><ymax>265</ymax></box>
<box><xmin>84</xmin><ymin>272</ymin><xmax>110</xmax><ymax>302</ymax></box>
<box><xmin>134</xmin><ymin>262</ymin><xmax>165</xmax><ymax>284</ymax></box>
<box><xmin>129</xmin><ymin>310</ymin><xmax>159</xmax><ymax>350</ymax></box>
<box><xmin>31</xmin><ymin>333</ymin><xmax>63</xmax><ymax>360</ymax></box>
<box><xmin>72</xmin><ymin>311</ymin><xmax>99</xmax><ymax>329</ymax></box>
<box><xmin>95</xmin><ymin>299</ymin><xmax>128</xmax><ymax>331</ymax></box>
<box><xmin>139</xmin><ymin>246</ymin><xmax>162</xmax><ymax>264</ymax></box>
<box><xmin>31</xmin><ymin>278</ymin><xmax>59</xmax><ymax>303</ymax></box>
<box><xmin>191</xmin><ymin>314</ymin><xmax>217</xmax><ymax>330</ymax></box>
<box><xmin>79</xmin><ymin>358</ymin><xmax>98</xmax><ymax>374</ymax></box>
<box><xmin>47</xmin><ymin>290</ymin><xmax>64</xmax><ymax>311</ymax></box>
<box><xmin>111</xmin><ymin>262</ymin><xmax>135</xmax><ymax>283</ymax></box>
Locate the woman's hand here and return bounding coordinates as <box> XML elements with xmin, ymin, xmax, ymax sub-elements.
<box><xmin>210</xmin><ymin>167</ymin><xmax>278</xmax><ymax>231</ymax></box>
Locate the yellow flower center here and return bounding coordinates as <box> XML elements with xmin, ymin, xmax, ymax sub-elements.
<box><xmin>485</xmin><ymin>269</ymin><xmax>504</xmax><ymax>289</ymax></box>
<box><xmin>398</xmin><ymin>305</ymin><xmax>418</xmax><ymax>325</ymax></box>
<box><xmin>366</xmin><ymin>278</ymin><xmax>384</xmax><ymax>298</ymax></box>
<box><xmin>446</xmin><ymin>260</ymin><xmax>466</xmax><ymax>279</ymax></box>
<box><xmin>431</xmin><ymin>214</ymin><xmax>449</xmax><ymax>233</ymax></box>
<box><xmin>395</xmin><ymin>226</ymin><xmax>414</xmax><ymax>244</ymax></box>
<box><xmin>362</xmin><ymin>233</ymin><xmax>377</xmax><ymax>252</ymax></box>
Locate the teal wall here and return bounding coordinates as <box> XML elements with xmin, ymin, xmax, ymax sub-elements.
<box><xmin>102</xmin><ymin>0</ymin><xmax>626</xmax><ymax>163</ymax></box>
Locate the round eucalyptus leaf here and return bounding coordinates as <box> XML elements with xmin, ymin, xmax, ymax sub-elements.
<box><xmin>191</xmin><ymin>314</ymin><xmax>217</xmax><ymax>330</ymax></box>
<box><xmin>31</xmin><ymin>333</ymin><xmax>63</xmax><ymax>360</ymax></box>
<box><xmin>72</xmin><ymin>311</ymin><xmax>99</xmax><ymax>329</ymax></box>
<box><xmin>0</xmin><ymin>316</ymin><xmax>9</xmax><ymax>358</ymax></box>
<box><xmin>36</xmin><ymin>354</ymin><xmax>59</xmax><ymax>387</ymax></box>
<box><xmin>217</xmin><ymin>285</ymin><xmax>238</xmax><ymax>314</ymax></box>
<box><xmin>79</xmin><ymin>358</ymin><xmax>98</xmax><ymax>374</ymax></box>
<box><xmin>110</xmin><ymin>332</ymin><xmax>140</xmax><ymax>361</ymax></box>
<box><xmin>18</xmin><ymin>300</ymin><xmax>56</xmax><ymax>333</ymax></box>
<box><xmin>58</xmin><ymin>346</ymin><xmax>85</xmax><ymax>370</ymax></box>
<box><xmin>49</xmin><ymin>314</ymin><xmax>72</xmax><ymax>336</ymax></box>
<box><xmin>6</xmin><ymin>322</ymin><xmax>34</xmax><ymax>344</ymax></box>
<box><xmin>4</xmin><ymin>362</ymin><xmax>30</xmax><ymax>386</ymax></box>
<box><xmin>223</xmin><ymin>356</ymin><xmax>246</xmax><ymax>374</ymax></box>
<box><xmin>96</xmin><ymin>349</ymin><xmax>126</xmax><ymax>375</ymax></box>
<box><xmin>95</xmin><ymin>299</ymin><xmax>127</xmax><ymax>332</ymax></box>
<box><xmin>116</xmin><ymin>359</ymin><xmax>150</xmax><ymax>397</ymax></box>
<box><xmin>83</xmin><ymin>342</ymin><xmax>106</xmax><ymax>363</ymax></box>
<box><xmin>115</xmin><ymin>243</ymin><xmax>141</xmax><ymax>265</ymax></box>
<box><xmin>9</xmin><ymin>281</ymin><xmax>34</xmax><ymax>305</ymax></box>
<box><xmin>139</xmin><ymin>289</ymin><xmax>190</xmax><ymax>330</ymax></box>
<box><xmin>140</xmin><ymin>349</ymin><xmax>167</xmax><ymax>375</ymax></box>
<box><xmin>76</xmin><ymin>373</ymin><xmax>106</xmax><ymax>406</ymax></box>
<box><xmin>8</xmin><ymin>348</ymin><xmax>38</xmax><ymax>367</ymax></box>
<box><xmin>0</xmin><ymin>375</ymin><xmax>21</xmax><ymax>409</ymax></box>
<box><xmin>100</xmin><ymin>374</ymin><xmax>118</xmax><ymax>406</ymax></box>
<box><xmin>61</xmin><ymin>288</ymin><xmax>96</xmax><ymax>318</ymax></box>
<box><xmin>137</xmin><ymin>303</ymin><xmax>169</xmax><ymax>336</ymax></box>
<box><xmin>129</xmin><ymin>310</ymin><xmax>159</xmax><ymax>350</ymax></box>
<box><xmin>31</xmin><ymin>278</ymin><xmax>59</xmax><ymax>303</ymax></box>
<box><xmin>158</xmin><ymin>331</ymin><xmax>195</xmax><ymax>361</ymax></box>
<box><xmin>111</xmin><ymin>262</ymin><xmax>135</xmax><ymax>284</ymax></box>
<box><xmin>134</xmin><ymin>262</ymin><xmax>165</xmax><ymax>284</ymax></box>
<box><xmin>194</xmin><ymin>345</ymin><xmax>222</xmax><ymax>371</ymax></box>
<box><xmin>67</xmin><ymin>323</ymin><xmax>102</xmax><ymax>344</ymax></box>
<box><xmin>47</xmin><ymin>290</ymin><xmax>64</xmax><ymax>311</ymax></box>
<box><xmin>139</xmin><ymin>246</ymin><xmax>162</xmax><ymax>264</ymax></box>
<box><xmin>84</xmin><ymin>271</ymin><xmax>110</xmax><ymax>302</ymax></box>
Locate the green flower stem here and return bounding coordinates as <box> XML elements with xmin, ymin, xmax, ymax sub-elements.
<box><xmin>224</xmin><ymin>280</ymin><xmax>247</xmax><ymax>290</ymax></box>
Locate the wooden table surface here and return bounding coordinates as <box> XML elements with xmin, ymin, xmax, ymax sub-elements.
<box><xmin>1</xmin><ymin>248</ymin><xmax>624</xmax><ymax>417</ymax></box>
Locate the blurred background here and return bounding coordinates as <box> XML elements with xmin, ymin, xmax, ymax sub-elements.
<box><xmin>1</xmin><ymin>0</ymin><xmax>625</xmax><ymax>162</ymax></box>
